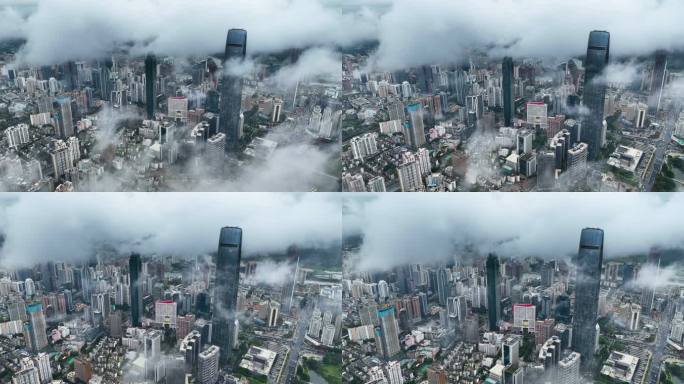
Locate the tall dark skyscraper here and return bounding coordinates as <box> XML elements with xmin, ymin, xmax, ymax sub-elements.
<box><xmin>436</xmin><ymin>267</ymin><xmax>449</xmax><ymax>306</ymax></box>
<box><xmin>571</xmin><ymin>227</ymin><xmax>604</xmax><ymax>370</ymax></box>
<box><xmin>129</xmin><ymin>253</ymin><xmax>143</xmax><ymax>327</ymax></box>
<box><xmin>648</xmin><ymin>50</ymin><xmax>668</xmax><ymax>115</ymax></box>
<box><xmin>213</xmin><ymin>227</ymin><xmax>242</xmax><ymax>363</ymax></box>
<box><xmin>486</xmin><ymin>253</ymin><xmax>500</xmax><ymax>331</ymax></box>
<box><xmin>219</xmin><ymin>29</ymin><xmax>247</xmax><ymax>152</ymax></box>
<box><xmin>502</xmin><ymin>57</ymin><xmax>514</xmax><ymax>127</ymax></box>
<box><xmin>145</xmin><ymin>54</ymin><xmax>157</xmax><ymax>120</ymax></box>
<box><xmin>580</xmin><ymin>30</ymin><xmax>610</xmax><ymax>161</ymax></box>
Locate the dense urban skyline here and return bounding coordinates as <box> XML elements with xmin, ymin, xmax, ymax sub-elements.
<box><xmin>1</xmin><ymin>1</ymin><xmax>684</xmax><ymax>384</ymax></box>
<box><xmin>342</xmin><ymin>194</ymin><xmax>684</xmax><ymax>384</ymax></box>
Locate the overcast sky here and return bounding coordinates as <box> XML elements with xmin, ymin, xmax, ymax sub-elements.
<box><xmin>344</xmin><ymin>193</ymin><xmax>684</xmax><ymax>271</ymax></box>
<box><xmin>0</xmin><ymin>0</ymin><xmax>375</xmax><ymax>64</ymax></box>
<box><xmin>0</xmin><ymin>193</ymin><xmax>341</xmax><ymax>269</ymax></box>
<box><xmin>0</xmin><ymin>0</ymin><xmax>684</xmax><ymax>69</ymax></box>
<box><xmin>2</xmin><ymin>0</ymin><xmax>684</xmax><ymax>69</ymax></box>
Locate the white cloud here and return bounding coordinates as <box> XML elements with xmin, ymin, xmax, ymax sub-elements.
<box><xmin>0</xmin><ymin>193</ymin><xmax>341</xmax><ymax>269</ymax></box>
<box><xmin>344</xmin><ymin>193</ymin><xmax>684</xmax><ymax>271</ymax></box>
<box><xmin>1</xmin><ymin>0</ymin><xmax>377</xmax><ymax>65</ymax></box>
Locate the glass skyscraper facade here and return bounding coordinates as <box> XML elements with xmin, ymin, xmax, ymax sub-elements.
<box><xmin>571</xmin><ymin>227</ymin><xmax>604</xmax><ymax>370</ymax></box>
<box><xmin>144</xmin><ymin>54</ymin><xmax>157</xmax><ymax>120</ymax></box>
<box><xmin>486</xmin><ymin>253</ymin><xmax>500</xmax><ymax>331</ymax></box>
<box><xmin>580</xmin><ymin>30</ymin><xmax>610</xmax><ymax>161</ymax></box>
<box><xmin>212</xmin><ymin>226</ymin><xmax>242</xmax><ymax>363</ymax></box>
<box><xmin>129</xmin><ymin>253</ymin><xmax>143</xmax><ymax>327</ymax></box>
<box><xmin>502</xmin><ymin>56</ymin><xmax>514</xmax><ymax>127</ymax></box>
<box><xmin>219</xmin><ymin>29</ymin><xmax>247</xmax><ymax>151</ymax></box>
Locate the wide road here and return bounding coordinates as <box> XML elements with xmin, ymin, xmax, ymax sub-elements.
<box><xmin>282</xmin><ymin>296</ymin><xmax>317</xmax><ymax>384</ymax></box>
<box><xmin>648</xmin><ymin>298</ymin><xmax>676</xmax><ymax>384</ymax></box>
<box><xmin>644</xmin><ymin>109</ymin><xmax>678</xmax><ymax>191</ymax></box>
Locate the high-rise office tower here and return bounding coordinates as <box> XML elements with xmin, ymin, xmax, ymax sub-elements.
<box><xmin>213</xmin><ymin>227</ymin><xmax>242</xmax><ymax>363</ymax></box>
<box><xmin>537</xmin><ymin>151</ymin><xmax>557</xmax><ymax>191</ymax></box>
<box><xmin>436</xmin><ymin>267</ymin><xmax>449</xmax><ymax>306</ymax></box>
<box><xmin>502</xmin><ymin>57</ymin><xmax>514</xmax><ymax>127</ymax></box>
<box><xmin>55</xmin><ymin>96</ymin><xmax>74</xmax><ymax>138</ymax></box>
<box><xmin>571</xmin><ymin>228</ymin><xmax>604</xmax><ymax>370</ymax></box>
<box><xmin>377</xmin><ymin>307</ymin><xmax>401</xmax><ymax>359</ymax></box>
<box><xmin>581</xmin><ymin>31</ymin><xmax>610</xmax><ymax>161</ymax></box>
<box><xmin>145</xmin><ymin>54</ymin><xmax>157</xmax><ymax>120</ymax></box>
<box><xmin>648</xmin><ymin>50</ymin><xmax>667</xmax><ymax>115</ymax></box>
<box><xmin>405</xmin><ymin>103</ymin><xmax>426</xmax><ymax>148</ymax></box>
<box><xmin>486</xmin><ymin>254</ymin><xmax>500</xmax><ymax>331</ymax></box>
<box><xmin>502</xmin><ymin>336</ymin><xmax>520</xmax><ymax>368</ymax></box>
<box><xmin>26</xmin><ymin>303</ymin><xmax>48</xmax><ymax>352</ymax></box>
<box><xmin>219</xmin><ymin>29</ymin><xmax>247</xmax><ymax>151</ymax></box>
<box><xmin>129</xmin><ymin>253</ymin><xmax>143</xmax><ymax>327</ymax></box>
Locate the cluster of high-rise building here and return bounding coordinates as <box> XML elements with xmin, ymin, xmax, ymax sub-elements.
<box><xmin>0</xmin><ymin>225</ymin><xmax>342</xmax><ymax>384</ymax></box>
<box><xmin>342</xmin><ymin>29</ymin><xmax>682</xmax><ymax>192</ymax></box>
<box><xmin>0</xmin><ymin>28</ymin><xmax>341</xmax><ymax>192</ymax></box>
<box><xmin>343</xmin><ymin>227</ymin><xmax>680</xmax><ymax>384</ymax></box>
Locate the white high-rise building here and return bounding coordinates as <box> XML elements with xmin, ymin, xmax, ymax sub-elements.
<box><xmin>144</xmin><ymin>330</ymin><xmax>162</xmax><ymax>360</ymax></box>
<box><xmin>378</xmin><ymin>280</ymin><xmax>390</xmax><ymax>300</ymax></box>
<box><xmin>50</xmin><ymin>140</ymin><xmax>72</xmax><ymax>179</ymax></box>
<box><xmin>670</xmin><ymin>318</ymin><xmax>684</xmax><ymax>343</ymax></box>
<box><xmin>447</xmin><ymin>296</ymin><xmax>467</xmax><ymax>323</ymax></box>
<box><xmin>167</xmin><ymin>96</ymin><xmax>188</xmax><ymax>122</ymax></box>
<box><xmin>342</xmin><ymin>173</ymin><xmax>366</xmax><ymax>192</ymax></box>
<box><xmin>401</xmin><ymin>81</ymin><xmax>412</xmax><ymax>99</ymax></box>
<box><xmin>513</xmin><ymin>304</ymin><xmax>536</xmax><ymax>332</ymax></box>
<box><xmin>67</xmin><ymin>136</ymin><xmax>80</xmax><ymax>165</ymax></box>
<box><xmin>567</xmin><ymin>143</ymin><xmax>588</xmax><ymax>179</ymax></box>
<box><xmin>367</xmin><ymin>176</ymin><xmax>386</xmax><ymax>192</ymax></box>
<box><xmin>321</xmin><ymin>324</ymin><xmax>335</xmax><ymax>346</ymax></box>
<box><xmin>34</xmin><ymin>353</ymin><xmax>52</xmax><ymax>384</ymax></box>
<box><xmin>207</xmin><ymin>133</ymin><xmax>226</xmax><ymax>163</ymax></box>
<box><xmin>516</xmin><ymin>129</ymin><xmax>534</xmax><ymax>155</ymax></box>
<box><xmin>12</xmin><ymin>364</ymin><xmax>40</xmax><ymax>384</ymax></box>
<box><xmin>635</xmin><ymin>103</ymin><xmax>647</xmax><ymax>128</ymax></box>
<box><xmin>526</xmin><ymin>101</ymin><xmax>548</xmax><ymax>130</ymax></box>
<box><xmin>379</xmin><ymin>119</ymin><xmax>403</xmax><ymax>135</ymax></box>
<box><xmin>397</xmin><ymin>156</ymin><xmax>423</xmax><ymax>192</ymax></box>
<box><xmin>386</xmin><ymin>361</ymin><xmax>403</xmax><ymax>384</ymax></box>
<box><xmin>416</xmin><ymin>148</ymin><xmax>431</xmax><ymax>176</ymax></box>
<box><xmin>267</xmin><ymin>301</ymin><xmax>280</xmax><ymax>328</ymax></box>
<box><xmin>155</xmin><ymin>300</ymin><xmax>177</xmax><ymax>328</ymax></box>
<box><xmin>350</xmin><ymin>133</ymin><xmax>378</xmax><ymax>161</ymax></box>
<box><xmin>558</xmin><ymin>352</ymin><xmax>581</xmax><ymax>384</ymax></box>
<box><xmin>25</xmin><ymin>279</ymin><xmax>35</xmax><ymax>297</ymax></box>
<box><xmin>308</xmin><ymin>315</ymin><xmax>322</xmax><ymax>338</ymax></box>
<box><xmin>198</xmin><ymin>345</ymin><xmax>220</xmax><ymax>384</ymax></box>
<box><xmin>5</xmin><ymin>124</ymin><xmax>30</xmax><ymax>149</ymax></box>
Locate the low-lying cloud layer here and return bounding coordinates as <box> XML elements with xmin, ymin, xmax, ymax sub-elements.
<box><xmin>4</xmin><ymin>1</ymin><xmax>684</xmax><ymax>68</ymax></box>
<box><xmin>0</xmin><ymin>0</ymin><xmax>376</xmax><ymax>64</ymax></box>
<box><xmin>0</xmin><ymin>193</ymin><xmax>341</xmax><ymax>269</ymax></box>
<box><xmin>366</xmin><ymin>0</ymin><xmax>684</xmax><ymax>70</ymax></box>
<box><xmin>344</xmin><ymin>193</ymin><xmax>684</xmax><ymax>271</ymax></box>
